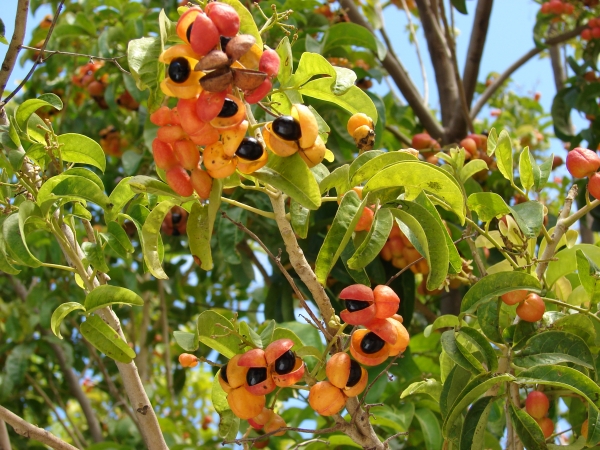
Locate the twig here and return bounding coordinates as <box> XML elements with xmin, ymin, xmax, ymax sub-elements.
<box><xmin>158</xmin><ymin>280</ymin><xmax>174</xmax><ymax>399</ymax></box>
<box><xmin>19</xmin><ymin>46</ymin><xmax>130</xmax><ymax>74</ymax></box>
<box><xmin>0</xmin><ymin>405</ymin><xmax>78</xmax><ymax>450</ymax></box>
<box><xmin>45</xmin><ymin>375</ymin><xmax>88</xmax><ymax>447</ymax></box>
<box><xmin>357</xmin><ymin>355</ymin><xmax>400</xmax><ymax>410</ymax></box>
<box><xmin>136</xmin><ymin>293</ymin><xmax>152</xmax><ymax>382</ymax></box>
<box><xmin>290</xmin><ymin>438</ymin><xmax>329</xmax><ymax>449</ymax></box>
<box><xmin>470</xmin><ymin>25</ymin><xmax>586</xmax><ymax>119</ymax></box>
<box><xmin>400</xmin><ymin>0</ymin><xmax>428</xmax><ymax>103</ymax></box>
<box><xmin>2</xmin><ymin>0</ymin><xmax>66</xmax><ymax>105</ymax></box>
<box><xmin>384</xmin><ymin>125</ymin><xmax>412</xmax><ymax>146</ymax></box>
<box><xmin>0</xmin><ymin>419</ymin><xmax>10</xmax><ymax>450</ymax></box>
<box><xmin>224</xmin><ymin>425</ymin><xmax>341</xmax><ymax>445</ymax></box>
<box><xmin>382</xmin><ymin>431</ymin><xmax>409</xmax><ymax>445</ymax></box>
<box><xmin>221</xmin><ymin>211</ymin><xmax>329</xmax><ymax>339</ymax></box>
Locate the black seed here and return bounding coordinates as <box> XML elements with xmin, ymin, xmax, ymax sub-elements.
<box><xmin>345</xmin><ymin>300</ymin><xmax>370</xmax><ymax>312</ymax></box>
<box><xmin>360</xmin><ymin>332</ymin><xmax>385</xmax><ymax>354</ymax></box>
<box><xmin>246</xmin><ymin>367</ymin><xmax>268</xmax><ymax>386</ymax></box>
<box><xmin>346</xmin><ymin>360</ymin><xmax>362</xmax><ymax>387</ymax></box>
<box><xmin>274</xmin><ymin>350</ymin><xmax>296</xmax><ymax>375</ymax></box>
<box><xmin>171</xmin><ymin>213</ymin><xmax>182</xmax><ymax>224</ymax></box>
<box><xmin>168</xmin><ymin>57</ymin><xmax>191</xmax><ymax>84</ymax></box>
<box><xmin>220</xmin><ymin>364</ymin><xmax>229</xmax><ymax>383</ymax></box>
<box><xmin>235</xmin><ymin>138</ymin><xmax>263</xmax><ymax>161</ymax></box>
<box><xmin>481</xmin><ymin>129</ymin><xmax>489</xmax><ymax>136</ymax></box>
<box><xmin>218</xmin><ymin>98</ymin><xmax>238</xmax><ymax>118</ymax></box>
<box><xmin>186</xmin><ymin>24</ymin><xmax>193</xmax><ymax>42</ymax></box>
<box><xmin>220</xmin><ymin>36</ymin><xmax>232</xmax><ymax>51</ymax></box>
<box><xmin>272</xmin><ymin>116</ymin><xmax>302</xmax><ymax>141</ymax></box>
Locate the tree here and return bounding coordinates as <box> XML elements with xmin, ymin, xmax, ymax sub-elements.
<box><xmin>0</xmin><ymin>0</ymin><xmax>599</xmax><ymax>449</ymax></box>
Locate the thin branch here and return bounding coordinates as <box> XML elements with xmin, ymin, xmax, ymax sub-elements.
<box><xmin>339</xmin><ymin>0</ymin><xmax>444</xmax><ymax>139</ymax></box>
<box><xmin>224</xmin><ymin>425</ymin><xmax>341</xmax><ymax>446</ymax></box>
<box><xmin>400</xmin><ymin>0</ymin><xmax>428</xmax><ymax>103</ymax></box>
<box><xmin>0</xmin><ymin>405</ymin><xmax>78</xmax><ymax>450</ymax></box>
<box><xmin>384</xmin><ymin>125</ymin><xmax>412</xmax><ymax>146</ymax></box>
<box><xmin>19</xmin><ymin>46</ymin><xmax>130</xmax><ymax>74</ymax></box>
<box><xmin>158</xmin><ymin>280</ymin><xmax>174</xmax><ymax>399</ymax></box>
<box><xmin>382</xmin><ymin>431</ymin><xmax>409</xmax><ymax>446</ymax></box>
<box><xmin>463</xmin><ymin>0</ymin><xmax>494</xmax><ymax>105</ymax></box>
<box><xmin>2</xmin><ymin>0</ymin><xmax>66</xmax><ymax>105</ymax></box>
<box><xmin>45</xmin><ymin>375</ymin><xmax>88</xmax><ymax>447</ymax></box>
<box><xmin>0</xmin><ymin>419</ymin><xmax>11</xmax><ymax>450</ymax></box>
<box><xmin>471</xmin><ymin>25</ymin><xmax>586</xmax><ymax>119</ymax></box>
<box><xmin>136</xmin><ymin>293</ymin><xmax>152</xmax><ymax>382</ymax></box>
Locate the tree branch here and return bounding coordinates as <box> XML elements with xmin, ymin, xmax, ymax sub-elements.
<box><xmin>19</xmin><ymin>46</ymin><xmax>130</xmax><ymax>74</ymax></box>
<box><xmin>463</xmin><ymin>0</ymin><xmax>494</xmax><ymax>106</ymax></box>
<box><xmin>0</xmin><ymin>419</ymin><xmax>10</xmax><ymax>450</ymax></box>
<box><xmin>339</xmin><ymin>0</ymin><xmax>444</xmax><ymax>139</ymax></box>
<box><xmin>158</xmin><ymin>280</ymin><xmax>174</xmax><ymax>399</ymax></box>
<box><xmin>400</xmin><ymin>0</ymin><xmax>428</xmax><ymax>103</ymax></box>
<box><xmin>471</xmin><ymin>25</ymin><xmax>585</xmax><ymax>119</ymax></box>
<box><xmin>0</xmin><ymin>405</ymin><xmax>78</xmax><ymax>450</ymax></box>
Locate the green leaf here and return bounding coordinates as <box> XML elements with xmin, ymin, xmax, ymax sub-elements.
<box><xmin>537</xmin><ymin>154</ymin><xmax>553</xmax><ymax>191</ymax></box>
<box><xmin>553</xmin><ymin>314</ymin><xmax>596</xmax><ymax>346</ymax></box>
<box><xmin>275</xmin><ymin>36</ymin><xmax>293</xmax><ymax>85</ymax></box>
<box><xmin>299</xmin><ymin>79</ymin><xmax>378</xmax><ymax>125</ymax></box>
<box><xmin>401</xmin><ymin>379</ymin><xmax>442</xmax><ymax>402</ymax></box>
<box><xmin>514</xmin><ymin>331</ymin><xmax>594</xmax><ymax>369</ymax></box>
<box><xmin>467</xmin><ymin>193</ymin><xmax>511</xmax><ymax>223</ymax></box>
<box><xmin>129</xmin><ymin>175</ymin><xmax>178</xmax><ymax>197</ymax></box>
<box><xmin>84</xmin><ymin>285</ymin><xmax>144</xmax><ymax>315</ymax></box>
<box><xmin>53</xmin><ymin>176</ymin><xmax>110</xmax><ymax>209</ymax></box>
<box><xmin>509</xmin><ymin>404</ymin><xmax>548</xmax><ymax>450</ymax></box>
<box><xmin>460</xmin><ymin>159</ymin><xmax>488</xmax><ymax>183</ymax></box>
<box><xmin>80</xmin><ymin>315</ymin><xmax>136</xmax><ymax>363</ymax></box>
<box><xmin>15</xmin><ymin>94</ymin><xmax>63</xmax><ymax>132</ymax></box>
<box><xmin>0</xmin><ymin>19</ymin><xmax>6</xmax><ymax>45</ymax></box>
<box><xmin>315</xmin><ymin>190</ymin><xmax>365</xmax><ymax>284</ymax></box>
<box><xmin>220</xmin><ymin>0</ymin><xmax>262</xmax><ymax>48</ymax></box>
<box><xmin>443</xmin><ymin>373</ymin><xmax>514</xmax><ymax>436</ymax></box>
<box><xmin>57</xmin><ymin>134</ymin><xmax>106</xmax><ymax>172</ymax></box>
<box><xmin>460</xmin><ymin>272</ymin><xmax>542</xmax><ymax>313</ymax></box>
<box><xmin>477</xmin><ymin>299</ymin><xmax>503</xmax><ymax>343</ymax></box>
<box><xmin>547</xmin><ymin>244</ymin><xmax>600</xmax><ymax>288</ymax></box>
<box><xmin>460</xmin><ymin>396</ymin><xmax>496</xmax><ymax>450</ymax></box>
<box><xmin>2</xmin><ymin>212</ymin><xmax>42</xmax><ymax>267</ymax></box>
<box><xmin>495</xmin><ymin>130</ymin><xmax>514</xmax><ymax>183</ymax></box>
<box><xmin>187</xmin><ymin>180</ymin><xmax>222</xmax><ymax>271</ymax></box>
<box><xmin>341</xmin><ymin>239</ymin><xmax>370</xmax><ymax>285</ymax></box>
<box><xmin>127</xmin><ymin>36</ymin><xmax>164</xmax><ymax>112</ymax></box>
<box><xmin>486</xmin><ymin>128</ymin><xmax>498</xmax><ymax>156</ymax></box>
<box><xmin>81</xmin><ymin>242</ymin><xmax>110</xmax><ymax>273</ymax></box>
<box><xmin>350</xmin><ymin>151</ymin><xmax>418</xmax><ymax>187</ymax></box>
<box><xmin>451</xmin><ymin>0</ymin><xmax>468</xmax><ymax>14</ymax></box>
<box><xmin>212</xmin><ymin>372</ymin><xmax>240</xmax><ymax>439</ymax></box>
<box><xmin>347</xmin><ymin>208</ymin><xmax>393</xmax><ymax>270</ymax></box>
<box><xmin>51</xmin><ymin>302</ymin><xmax>86</xmax><ymax>339</ymax></box>
<box><xmin>320</xmin><ymin>165</ymin><xmax>350</xmax><ymax>196</ymax></box>
<box><xmin>239</xmin><ymin>322</ymin><xmax>262</xmax><ymax>349</ymax></box>
<box><xmin>197</xmin><ymin>311</ymin><xmax>243</xmax><ymax>358</ymax></box>
<box><xmin>390</xmin><ymin>201</ymin><xmax>449</xmax><ymax>290</ymax></box>
<box><xmin>348</xmin><ymin>150</ymin><xmax>386</xmax><ymax>181</ymax></box>
<box><xmin>290</xmin><ymin>200</ymin><xmax>310</xmax><ymax>239</ymax></box>
<box><xmin>286</xmin><ymin>52</ymin><xmax>336</xmax><ymax>89</ymax></box>
<box><xmin>552</xmin><ymin>88</ymin><xmax>576</xmax><ymax>141</ymax></box>
<box><xmin>173</xmin><ymin>331</ymin><xmax>199</xmax><ymax>352</ymax></box>
<box><xmin>415</xmin><ymin>408</ymin><xmax>442</xmax><ymax>450</ymax></box>
<box><xmin>218</xmin><ymin>208</ymin><xmax>246</xmax><ymax>265</ymax></box>
<box><xmin>105</xmin><ymin>177</ymin><xmax>135</xmax><ymax>223</ymax></box>
<box><xmin>364</xmin><ymin>161</ymin><xmax>465</xmax><ymax>224</ymax></box>
<box><xmin>519</xmin><ymin>147</ymin><xmax>537</xmax><ymax>191</ymax></box>
<box><xmin>4</xmin><ymin>344</ymin><xmax>34</xmax><ymax>390</ymax></box>
<box><xmin>459</xmin><ymin>327</ymin><xmax>498</xmax><ymax>372</ymax></box>
<box><xmin>441</xmin><ymin>330</ymin><xmax>483</xmax><ymax>373</ymax></box>
<box><xmin>142</xmin><ymin>200</ymin><xmax>177</xmax><ymax>279</ymax></box>
<box><xmin>252</xmin><ymin>153</ymin><xmax>321</xmax><ymax>210</ymax></box>
<box><xmin>509</xmin><ymin>201</ymin><xmax>544</xmax><ymax>239</ymax></box>
<box><xmin>321</xmin><ymin>22</ymin><xmax>386</xmax><ymax>60</ymax></box>
<box><xmin>104</xmin><ymin>221</ymin><xmax>135</xmax><ymax>256</ymax></box>
<box><xmin>424</xmin><ymin>315</ymin><xmax>460</xmax><ymax>338</ymax></box>
<box><xmin>576</xmin><ymin>249</ymin><xmax>600</xmax><ymax>298</ymax></box>
<box><xmin>440</xmin><ymin>365</ymin><xmax>472</xmax><ymax>420</ymax></box>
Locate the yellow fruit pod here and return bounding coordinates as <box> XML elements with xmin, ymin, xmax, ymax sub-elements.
<box><xmin>263</xmin><ymin>124</ymin><xmax>299</xmax><ymax>157</ymax></box>
<box><xmin>221</xmin><ymin>120</ymin><xmax>249</xmax><ymax>157</ymax></box>
<box><xmin>238</xmin><ymin>43</ymin><xmax>263</xmax><ymax>70</ymax></box>
<box><xmin>308</xmin><ymin>381</ymin><xmax>347</xmax><ymax>416</ymax></box>
<box><xmin>291</xmin><ymin>104</ymin><xmax>319</xmax><ymax>149</ymax></box>
<box><xmin>298</xmin><ymin>135</ymin><xmax>326</xmax><ymax>168</ymax></box>
<box><xmin>347</xmin><ymin>113</ymin><xmax>374</xmax><ymax>135</ymax></box>
<box><xmin>227</xmin><ymin>387</ymin><xmax>266</xmax><ymax>420</ymax></box>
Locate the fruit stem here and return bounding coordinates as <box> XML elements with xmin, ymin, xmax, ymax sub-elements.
<box><xmin>220</xmin><ymin>196</ymin><xmax>276</xmax><ymax>219</ymax></box>
<box><xmin>540</xmin><ymin>297</ymin><xmax>600</xmax><ymax>324</ymax></box>
<box><xmin>464</xmin><ymin>217</ymin><xmax>520</xmax><ymax>270</ymax></box>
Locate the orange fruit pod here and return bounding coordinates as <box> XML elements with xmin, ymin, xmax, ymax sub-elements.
<box><xmin>308</xmin><ymin>381</ymin><xmax>347</xmax><ymax>416</ymax></box>
<box><xmin>325</xmin><ymin>353</ymin><xmax>368</xmax><ymax>397</ymax></box>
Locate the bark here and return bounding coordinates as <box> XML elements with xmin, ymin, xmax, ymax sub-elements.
<box><xmin>0</xmin><ymin>420</ymin><xmax>10</xmax><ymax>450</ymax></box>
<box><xmin>463</xmin><ymin>0</ymin><xmax>495</xmax><ymax>105</ymax></box>
<box><xmin>0</xmin><ymin>406</ymin><xmax>78</xmax><ymax>450</ymax></box>
<box><xmin>0</xmin><ymin>0</ymin><xmax>29</xmax><ymax>100</ymax></box>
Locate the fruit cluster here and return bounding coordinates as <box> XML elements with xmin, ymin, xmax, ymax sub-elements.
<box><xmin>71</xmin><ymin>61</ymin><xmax>109</xmax><ymax>109</ymax></box>
<box><xmin>581</xmin><ymin>17</ymin><xmax>600</xmax><ymax>40</ymax></box>
<box><xmin>525</xmin><ymin>391</ymin><xmax>554</xmax><ymax>439</ymax></box>
<box><xmin>380</xmin><ymin>223</ymin><xmax>430</xmax><ymax>275</ymax></box>
<box><xmin>540</xmin><ymin>0</ymin><xmax>575</xmax><ymax>15</ymax></box>
<box><xmin>99</xmin><ymin>126</ymin><xmax>128</xmax><ymax>157</ymax></box>
<box><xmin>347</xmin><ymin>113</ymin><xmax>375</xmax><ymax>152</ymax></box>
<box><xmin>501</xmin><ymin>290</ymin><xmax>546</xmax><ymax>322</ymax></box>
<box><xmin>565</xmin><ymin>147</ymin><xmax>600</xmax><ymax>199</ymax></box>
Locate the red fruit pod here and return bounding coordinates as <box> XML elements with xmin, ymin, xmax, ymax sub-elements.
<box><xmin>165</xmin><ymin>166</ymin><xmax>193</xmax><ymax>197</ymax></box>
<box><xmin>308</xmin><ymin>381</ymin><xmax>347</xmax><ymax>416</ymax></box>
<box><xmin>150</xmin><ymin>106</ymin><xmax>173</xmax><ymax>126</ymax></box>
<box><xmin>411</xmin><ymin>132</ymin><xmax>433</xmax><ymax>150</ymax></box>
<box><xmin>191</xmin><ymin>167</ymin><xmax>213</xmax><ymax>200</ymax></box>
<box><xmin>238</xmin><ymin>348</ymin><xmax>267</xmax><ymax>368</ymax></box>
<box><xmin>248</xmin><ymin>407</ymin><xmax>274</xmax><ymax>430</ymax></box>
<box><xmin>178</xmin><ymin>353</ymin><xmax>198</xmax><ymax>368</ymax></box>
<box><xmin>205</xmin><ymin>2</ymin><xmax>240</xmax><ymax>37</ymax></box>
<box><xmin>536</xmin><ymin>417</ymin><xmax>554</xmax><ymax>439</ymax></box>
<box><xmin>501</xmin><ymin>289</ymin><xmax>529</xmax><ymax>306</ymax></box>
<box><xmin>152</xmin><ymin>139</ymin><xmax>179</xmax><ymax>170</ymax></box>
<box><xmin>264</xmin><ymin>339</ymin><xmax>294</xmax><ymax>365</ymax></box>
<box><xmin>259</xmin><ymin>49</ymin><xmax>281</xmax><ymax>77</ymax></box>
<box><xmin>373</xmin><ymin>285</ymin><xmax>400</xmax><ymax>319</ymax></box>
<box><xmin>354</xmin><ymin>207</ymin><xmax>375</xmax><ymax>232</ymax></box>
<box><xmin>589</xmin><ymin>172</ymin><xmax>600</xmax><ymax>199</ymax></box>
<box><xmin>227</xmin><ymin>387</ymin><xmax>266</xmax><ymax>420</ymax></box>
<box><xmin>582</xmin><ymin>28</ymin><xmax>593</xmax><ymax>41</ymax></box>
<box><xmin>189</xmin><ymin>11</ymin><xmax>220</xmax><ymax>56</ymax></box>
<box><xmin>244</xmin><ymin>78</ymin><xmax>273</xmax><ymax>104</ymax></box>
<box><xmin>197</xmin><ymin>89</ymin><xmax>228</xmax><ymax>123</ymax></box>
<box><xmin>173</xmin><ymin>140</ymin><xmax>200</xmax><ymax>171</ymax></box>
<box><xmin>349</xmin><ymin>329</ymin><xmax>389</xmax><ymax>366</ymax></box>
<box><xmin>566</xmin><ymin>147</ymin><xmax>600</xmax><ymax>178</ymax></box>
<box><xmin>593</xmin><ymin>27</ymin><xmax>600</xmax><ymax>39</ymax></box>
<box><xmin>516</xmin><ymin>293</ymin><xmax>546</xmax><ymax>322</ymax></box>
<box><xmin>211</xmin><ymin>95</ymin><xmax>246</xmax><ymax>129</ymax></box>
<box><xmin>526</xmin><ymin>391</ymin><xmax>550</xmax><ymax>420</ymax></box>
<box><xmin>339</xmin><ymin>284</ymin><xmax>376</xmax><ymax>326</ymax></box>
<box><xmin>365</xmin><ymin>318</ymin><xmax>398</xmax><ymax>345</ymax></box>
<box><xmin>264</xmin><ymin>413</ymin><xmax>287</xmax><ymax>436</ymax></box>
<box><xmin>157</xmin><ymin>125</ymin><xmax>187</xmax><ymax>143</ymax></box>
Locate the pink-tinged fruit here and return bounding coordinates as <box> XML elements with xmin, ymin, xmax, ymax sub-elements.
<box><xmin>566</xmin><ymin>147</ymin><xmax>600</xmax><ymax>178</ymax></box>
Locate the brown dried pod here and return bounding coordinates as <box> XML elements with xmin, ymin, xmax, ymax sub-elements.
<box><xmin>200</xmin><ymin>67</ymin><xmax>234</xmax><ymax>92</ymax></box>
<box><xmin>226</xmin><ymin>35</ymin><xmax>256</xmax><ymax>62</ymax></box>
<box><xmin>233</xmin><ymin>68</ymin><xmax>267</xmax><ymax>91</ymax></box>
<box><xmin>195</xmin><ymin>50</ymin><xmax>229</xmax><ymax>71</ymax></box>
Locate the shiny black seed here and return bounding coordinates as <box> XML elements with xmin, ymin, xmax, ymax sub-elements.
<box><xmin>220</xmin><ymin>364</ymin><xmax>229</xmax><ymax>383</ymax></box>
<box><xmin>218</xmin><ymin>98</ymin><xmax>238</xmax><ymax>118</ymax></box>
<box><xmin>220</xmin><ymin>36</ymin><xmax>232</xmax><ymax>51</ymax></box>
<box><xmin>360</xmin><ymin>332</ymin><xmax>385</xmax><ymax>355</ymax></box>
<box><xmin>246</xmin><ymin>367</ymin><xmax>268</xmax><ymax>386</ymax></box>
<box><xmin>345</xmin><ymin>300</ymin><xmax>370</xmax><ymax>312</ymax></box>
<box><xmin>272</xmin><ymin>116</ymin><xmax>302</xmax><ymax>141</ymax></box>
<box><xmin>171</xmin><ymin>212</ymin><xmax>182</xmax><ymax>224</ymax></box>
<box><xmin>186</xmin><ymin>24</ymin><xmax>193</xmax><ymax>42</ymax></box>
<box><xmin>235</xmin><ymin>138</ymin><xmax>263</xmax><ymax>161</ymax></box>
<box><xmin>274</xmin><ymin>350</ymin><xmax>296</xmax><ymax>375</ymax></box>
<box><xmin>168</xmin><ymin>57</ymin><xmax>191</xmax><ymax>84</ymax></box>
<box><xmin>346</xmin><ymin>360</ymin><xmax>362</xmax><ymax>387</ymax></box>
